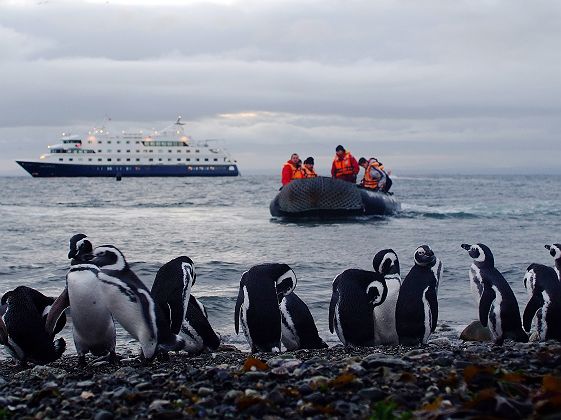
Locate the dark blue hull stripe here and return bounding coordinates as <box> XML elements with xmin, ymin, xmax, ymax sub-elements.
<box><xmin>16</xmin><ymin>161</ymin><xmax>239</xmax><ymax>177</ymax></box>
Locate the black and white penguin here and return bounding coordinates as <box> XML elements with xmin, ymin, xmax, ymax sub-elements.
<box><xmin>280</xmin><ymin>292</ymin><xmax>327</xmax><ymax>350</ymax></box>
<box><xmin>151</xmin><ymin>256</ymin><xmax>196</xmax><ymax>335</ymax></box>
<box><xmin>180</xmin><ymin>294</ymin><xmax>220</xmax><ymax>353</ymax></box>
<box><xmin>68</xmin><ymin>233</ymin><xmax>93</xmax><ymax>265</ymax></box>
<box><xmin>395</xmin><ymin>245</ymin><xmax>443</xmax><ymax>345</ymax></box>
<box><xmin>329</xmin><ymin>269</ymin><xmax>387</xmax><ymax>347</ymax></box>
<box><xmin>372</xmin><ymin>249</ymin><xmax>401</xmax><ymax>345</ymax></box>
<box><xmin>461</xmin><ymin>243</ymin><xmax>527</xmax><ymax>344</ymax></box>
<box><xmin>87</xmin><ymin>245</ymin><xmax>184</xmax><ymax>360</ymax></box>
<box><xmin>0</xmin><ymin>286</ymin><xmax>66</xmax><ymax>366</ymax></box>
<box><xmin>46</xmin><ymin>264</ymin><xmax>117</xmax><ymax>365</ymax></box>
<box><xmin>545</xmin><ymin>244</ymin><xmax>561</xmax><ymax>280</ymax></box>
<box><xmin>523</xmin><ymin>263</ymin><xmax>561</xmax><ymax>341</ymax></box>
<box><xmin>234</xmin><ymin>263</ymin><xmax>297</xmax><ymax>352</ymax></box>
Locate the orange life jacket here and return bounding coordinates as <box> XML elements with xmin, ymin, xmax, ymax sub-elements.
<box><xmin>332</xmin><ymin>152</ymin><xmax>354</xmax><ymax>177</ymax></box>
<box><xmin>302</xmin><ymin>166</ymin><xmax>317</xmax><ymax>178</ymax></box>
<box><xmin>293</xmin><ymin>167</ymin><xmax>305</xmax><ymax>179</ymax></box>
<box><xmin>363</xmin><ymin>159</ymin><xmax>386</xmax><ymax>189</ymax></box>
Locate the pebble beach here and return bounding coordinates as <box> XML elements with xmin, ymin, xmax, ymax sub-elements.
<box><xmin>1</xmin><ymin>330</ymin><xmax>561</xmax><ymax>419</ymax></box>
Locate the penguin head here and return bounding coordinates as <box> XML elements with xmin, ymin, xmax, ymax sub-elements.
<box><xmin>88</xmin><ymin>245</ymin><xmax>128</xmax><ymax>271</ymax></box>
<box><xmin>413</xmin><ymin>245</ymin><xmax>436</xmax><ymax>267</ymax></box>
<box><xmin>68</xmin><ymin>233</ymin><xmax>93</xmax><ymax>260</ymax></box>
<box><xmin>366</xmin><ymin>275</ymin><xmax>388</xmax><ymax>307</ymax></box>
<box><xmin>372</xmin><ymin>249</ymin><xmax>400</xmax><ymax>276</ymax></box>
<box><xmin>274</xmin><ymin>265</ymin><xmax>297</xmax><ymax>302</ymax></box>
<box><xmin>545</xmin><ymin>244</ymin><xmax>561</xmax><ymax>260</ymax></box>
<box><xmin>461</xmin><ymin>243</ymin><xmax>494</xmax><ymax>266</ymax></box>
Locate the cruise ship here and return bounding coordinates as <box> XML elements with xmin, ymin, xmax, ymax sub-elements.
<box><xmin>16</xmin><ymin>117</ymin><xmax>239</xmax><ymax>177</ymax></box>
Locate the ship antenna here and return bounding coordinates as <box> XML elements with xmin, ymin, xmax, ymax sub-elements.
<box><xmin>175</xmin><ymin>116</ymin><xmax>185</xmax><ymax>125</ymax></box>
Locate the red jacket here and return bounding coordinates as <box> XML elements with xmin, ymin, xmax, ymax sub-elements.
<box><xmin>331</xmin><ymin>152</ymin><xmax>359</xmax><ymax>182</ymax></box>
<box><xmin>282</xmin><ymin>161</ymin><xmax>297</xmax><ymax>185</ymax></box>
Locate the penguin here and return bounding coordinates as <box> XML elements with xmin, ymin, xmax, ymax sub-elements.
<box><xmin>545</xmin><ymin>244</ymin><xmax>561</xmax><ymax>280</ymax></box>
<box><xmin>46</xmin><ymin>264</ymin><xmax>117</xmax><ymax>365</ymax></box>
<box><xmin>395</xmin><ymin>245</ymin><xmax>443</xmax><ymax>346</ymax></box>
<box><xmin>151</xmin><ymin>256</ymin><xmax>196</xmax><ymax>335</ymax></box>
<box><xmin>372</xmin><ymin>249</ymin><xmax>401</xmax><ymax>345</ymax></box>
<box><xmin>523</xmin><ymin>263</ymin><xmax>561</xmax><ymax>341</ymax></box>
<box><xmin>234</xmin><ymin>263</ymin><xmax>297</xmax><ymax>352</ymax></box>
<box><xmin>0</xmin><ymin>286</ymin><xmax>66</xmax><ymax>366</ymax></box>
<box><xmin>68</xmin><ymin>233</ymin><xmax>93</xmax><ymax>265</ymax></box>
<box><xmin>329</xmin><ymin>269</ymin><xmax>388</xmax><ymax>347</ymax></box>
<box><xmin>87</xmin><ymin>245</ymin><xmax>184</xmax><ymax>360</ymax></box>
<box><xmin>461</xmin><ymin>243</ymin><xmax>527</xmax><ymax>344</ymax></box>
<box><xmin>180</xmin><ymin>294</ymin><xmax>220</xmax><ymax>353</ymax></box>
<box><xmin>280</xmin><ymin>292</ymin><xmax>327</xmax><ymax>350</ymax></box>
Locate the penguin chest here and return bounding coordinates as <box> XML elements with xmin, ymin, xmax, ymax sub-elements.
<box><xmin>280</xmin><ymin>300</ymin><xmax>300</xmax><ymax>351</ymax></box>
<box><xmin>488</xmin><ymin>285</ymin><xmax>503</xmax><ymax>338</ymax></box>
<box><xmin>469</xmin><ymin>265</ymin><xmax>484</xmax><ymax>304</ymax></box>
<box><xmin>537</xmin><ymin>291</ymin><xmax>551</xmax><ymax>339</ymax></box>
<box><xmin>98</xmin><ymin>275</ymin><xmax>156</xmax><ymax>341</ymax></box>
<box><xmin>68</xmin><ymin>279</ymin><xmax>112</xmax><ymax>331</ymax></box>
<box><xmin>421</xmin><ymin>286</ymin><xmax>433</xmax><ymax>344</ymax></box>
<box><xmin>374</xmin><ymin>276</ymin><xmax>400</xmax><ymax>345</ymax></box>
<box><xmin>180</xmin><ymin>320</ymin><xmax>204</xmax><ymax>353</ymax></box>
<box><xmin>239</xmin><ymin>286</ymin><xmax>253</xmax><ymax>349</ymax></box>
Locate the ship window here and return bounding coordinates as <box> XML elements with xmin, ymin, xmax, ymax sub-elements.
<box><xmin>98</xmin><ymin>158</ymin><xmax>102</xmax><ymax>162</ymax></box>
<box><xmin>136</xmin><ymin>158</ymin><xmax>140</xmax><ymax>162</ymax></box>
<box><xmin>186</xmin><ymin>158</ymin><xmax>191</xmax><ymax>162</ymax></box>
<box><xmin>158</xmin><ymin>158</ymin><xmax>162</xmax><ymax>162</ymax></box>
<box><xmin>59</xmin><ymin>158</ymin><xmax>63</xmax><ymax>162</ymax></box>
<box><xmin>117</xmin><ymin>150</ymin><xmax>121</xmax><ymax>153</ymax></box>
<box><xmin>177</xmin><ymin>158</ymin><xmax>181</xmax><ymax>161</ymax></box>
<box><xmin>107</xmin><ymin>141</ymin><xmax>112</xmax><ymax>144</ymax></box>
<box><xmin>135</xmin><ymin>141</ymin><xmax>140</xmax><ymax>144</ymax></box>
<box><xmin>196</xmin><ymin>149</ymin><xmax>200</xmax><ymax>153</ymax></box>
<box><xmin>186</xmin><ymin>150</ymin><xmax>191</xmax><ymax>153</ymax></box>
<box><xmin>108</xmin><ymin>158</ymin><xmax>113</xmax><ymax>162</ymax></box>
<box><xmin>69</xmin><ymin>158</ymin><xmax>73</xmax><ymax>161</ymax></box>
<box><xmin>126</xmin><ymin>150</ymin><xmax>130</xmax><ymax>153</ymax></box>
<box><xmin>136</xmin><ymin>150</ymin><xmax>140</xmax><ymax>153</ymax></box>
<box><xmin>117</xmin><ymin>158</ymin><xmax>121</xmax><ymax>162</ymax></box>
<box><xmin>149</xmin><ymin>158</ymin><xmax>154</xmax><ymax>162</ymax></box>
<box><xmin>126</xmin><ymin>141</ymin><xmax>130</xmax><ymax>144</ymax></box>
<box><xmin>88</xmin><ymin>158</ymin><xmax>92</xmax><ymax>162</ymax></box>
<box><xmin>98</xmin><ymin>150</ymin><xmax>102</xmax><ymax>153</ymax></box>
<box><xmin>196</xmin><ymin>158</ymin><xmax>200</xmax><ymax>162</ymax></box>
<box><xmin>214</xmin><ymin>158</ymin><xmax>218</xmax><ymax>162</ymax></box>
<box><xmin>149</xmin><ymin>150</ymin><xmax>153</xmax><ymax>153</ymax></box>
<box><xmin>126</xmin><ymin>158</ymin><xmax>131</xmax><ymax>162</ymax></box>
<box><xmin>204</xmin><ymin>158</ymin><xmax>209</xmax><ymax>162</ymax></box>
<box><xmin>177</xmin><ymin>150</ymin><xmax>181</xmax><ymax>153</ymax></box>
<box><xmin>168</xmin><ymin>150</ymin><xmax>172</xmax><ymax>153</ymax></box>
<box><xmin>168</xmin><ymin>158</ymin><xmax>172</xmax><ymax>162</ymax></box>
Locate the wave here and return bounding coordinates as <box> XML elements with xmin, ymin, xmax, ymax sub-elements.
<box><xmin>399</xmin><ymin>202</ymin><xmax>558</xmax><ymax>220</ymax></box>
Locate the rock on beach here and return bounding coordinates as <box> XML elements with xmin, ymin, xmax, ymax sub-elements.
<box><xmin>0</xmin><ymin>340</ymin><xmax>560</xmax><ymax>418</ymax></box>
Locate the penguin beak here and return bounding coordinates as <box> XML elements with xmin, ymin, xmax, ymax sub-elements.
<box><xmin>461</xmin><ymin>244</ymin><xmax>471</xmax><ymax>251</ymax></box>
<box><xmin>68</xmin><ymin>250</ymin><xmax>76</xmax><ymax>259</ymax></box>
<box><xmin>545</xmin><ymin>245</ymin><xmax>551</xmax><ymax>250</ymax></box>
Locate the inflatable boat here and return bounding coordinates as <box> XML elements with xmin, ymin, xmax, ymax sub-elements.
<box><xmin>270</xmin><ymin>176</ymin><xmax>400</xmax><ymax>218</ymax></box>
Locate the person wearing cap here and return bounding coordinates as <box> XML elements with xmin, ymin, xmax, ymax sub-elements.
<box><xmin>302</xmin><ymin>157</ymin><xmax>317</xmax><ymax>178</ymax></box>
<box><xmin>281</xmin><ymin>153</ymin><xmax>303</xmax><ymax>185</ymax></box>
<box><xmin>358</xmin><ymin>157</ymin><xmax>392</xmax><ymax>192</ymax></box>
<box><xmin>331</xmin><ymin>145</ymin><xmax>359</xmax><ymax>183</ymax></box>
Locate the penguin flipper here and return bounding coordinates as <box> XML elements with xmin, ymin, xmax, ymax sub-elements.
<box><xmin>45</xmin><ymin>287</ymin><xmax>70</xmax><ymax>336</ymax></box>
<box><xmin>234</xmin><ymin>285</ymin><xmax>244</xmax><ymax>335</ymax></box>
<box><xmin>426</xmin><ymin>287</ymin><xmax>439</xmax><ymax>332</ymax></box>
<box><xmin>478</xmin><ymin>285</ymin><xmax>495</xmax><ymax>327</ymax></box>
<box><xmin>328</xmin><ymin>287</ymin><xmax>338</xmax><ymax>334</ymax></box>
<box><xmin>523</xmin><ymin>292</ymin><xmax>543</xmax><ymax>333</ymax></box>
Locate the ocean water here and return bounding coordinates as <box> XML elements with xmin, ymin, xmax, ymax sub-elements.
<box><xmin>1</xmin><ymin>174</ymin><xmax>560</xmax><ymax>358</ymax></box>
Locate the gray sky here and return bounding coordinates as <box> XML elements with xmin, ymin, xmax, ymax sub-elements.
<box><xmin>1</xmin><ymin>0</ymin><xmax>560</xmax><ymax>175</ymax></box>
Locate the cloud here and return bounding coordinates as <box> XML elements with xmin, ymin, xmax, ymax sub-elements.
<box><xmin>0</xmin><ymin>0</ymin><xmax>560</xmax><ymax>175</ymax></box>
